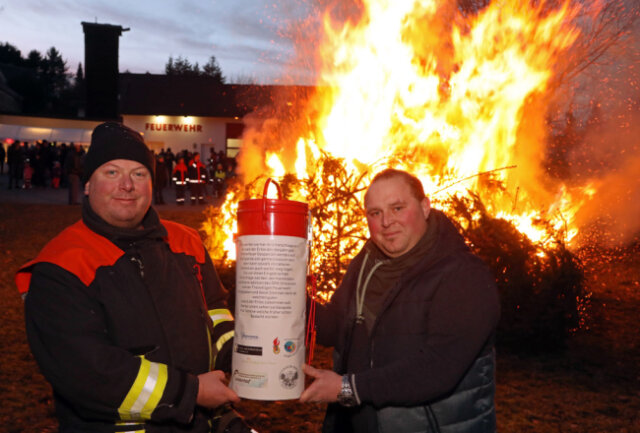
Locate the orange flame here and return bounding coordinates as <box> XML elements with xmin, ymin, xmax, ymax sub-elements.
<box><xmin>209</xmin><ymin>0</ymin><xmax>596</xmax><ymax>267</ymax></box>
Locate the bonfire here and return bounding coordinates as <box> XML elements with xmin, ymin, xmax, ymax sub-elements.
<box><xmin>202</xmin><ymin>0</ymin><xmax>639</xmax><ymax>352</ymax></box>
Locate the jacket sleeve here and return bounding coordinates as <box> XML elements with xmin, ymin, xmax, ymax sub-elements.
<box><xmin>353</xmin><ymin>257</ymin><xmax>500</xmax><ymax>407</ymax></box>
<box><xmin>24</xmin><ymin>263</ymin><xmax>199</xmax><ymax>424</ymax></box>
<box><xmin>199</xmin><ymin>251</ymin><xmax>234</xmax><ymax>372</ymax></box>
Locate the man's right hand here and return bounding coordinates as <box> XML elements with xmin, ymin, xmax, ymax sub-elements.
<box><xmin>299</xmin><ymin>364</ymin><xmax>342</xmax><ymax>403</ymax></box>
<box><xmin>196</xmin><ymin>370</ymin><xmax>240</xmax><ymax>408</ymax></box>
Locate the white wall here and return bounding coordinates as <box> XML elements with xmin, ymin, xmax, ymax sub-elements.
<box><xmin>0</xmin><ymin>115</ymin><xmax>101</xmax><ymax>144</ymax></box>
<box><xmin>123</xmin><ymin>114</ymin><xmax>237</xmax><ymax>156</ymax></box>
<box><xmin>0</xmin><ymin>114</ymin><xmax>245</xmax><ymax>157</ymax></box>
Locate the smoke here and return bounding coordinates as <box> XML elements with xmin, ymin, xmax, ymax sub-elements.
<box><xmin>562</xmin><ymin>10</ymin><xmax>640</xmax><ymax>247</ymax></box>
<box><xmin>574</xmin><ymin>154</ymin><xmax>640</xmax><ymax>248</ymax></box>
<box><xmin>569</xmin><ymin>100</ymin><xmax>640</xmax><ymax>247</ymax></box>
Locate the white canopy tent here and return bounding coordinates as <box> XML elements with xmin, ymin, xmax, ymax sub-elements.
<box><xmin>0</xmin><ymin>123</ymin><xmax>93</xmax><ymax>144</ymax></box>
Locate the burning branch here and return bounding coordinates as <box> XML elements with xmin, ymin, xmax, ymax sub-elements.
<box><xmin>561</xmin><ymin>0</ymin><xmax>640</xmax><ymax>82</ymax></box>
<box><xmin>302</xmin><ymin>152</ymin><xmax>370</xmax><ymax>297</ymax></box>
<box><xmin>432</xmin><ymin>165</ymin><xmax>517</xmax><ymax>196</ymax></box>
<box><xmin>447</xmin><ymin>191</ymin><xmax>588</xmax><ymax>353</ymax></box>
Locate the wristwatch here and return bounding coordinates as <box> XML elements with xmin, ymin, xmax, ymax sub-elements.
<box><xmin>337</xmin><ymin>374</ymin><xmax>358</xmax><ymax>407</ymax></box>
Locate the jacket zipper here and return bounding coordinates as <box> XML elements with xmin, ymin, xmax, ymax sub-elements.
<box><xmin>130</xmin><ymin>255</ymin><xmax>145</xmax><ymax>278</ymax></box>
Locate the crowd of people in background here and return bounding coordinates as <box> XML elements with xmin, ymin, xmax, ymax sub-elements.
<box><xmin>159</xmin><ymin>146</ymin><xmax>238</xmax><ymax>205</ymax></box>
<box><xmin>0</xmin><ymin>140</ymin><xmax>237</xmax><ymax>206</ymax></box>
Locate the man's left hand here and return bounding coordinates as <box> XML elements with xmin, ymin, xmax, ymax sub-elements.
<box><xmin>299</xmin><ymin>364</ymin><xmax>342</xmax><ymax>403</ymax></box>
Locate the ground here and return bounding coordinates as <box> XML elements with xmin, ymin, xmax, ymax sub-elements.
<box><xmin>1</xmin><ymin>202</ymin><xmax>639</xmax><ymax>433</ymax></box>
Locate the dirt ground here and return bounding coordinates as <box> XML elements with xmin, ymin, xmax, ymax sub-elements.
<box><xmin>1</xmin><ymin>200</ymin><xmax>639</xmax><ymax>433</ymax></box>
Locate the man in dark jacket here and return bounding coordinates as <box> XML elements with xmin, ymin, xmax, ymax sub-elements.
<box><xmin>7</xmin><ymin>140</ymin><xmax>23</xmax><ymax>189</ymax></box>
<box><xmin>300</xmin><ymin>168</ymin><xmax>500</xmax><ymax>433</ymax></box>
<box><xmin>16</xmin><ymin>122</ymin><xmax>251</xmax><ymax>433</ymax></box>
<box><xmin>0</xmin><ymin>142</ymin><xmax>5</xmax><ymax>175</ymax></box>
<box><xmin>154</xmin><ymin>153</ymin><xmax>169</xmax><ymax>205</ymax></box>
<box><xmin>64</xmin><ymin>142</ymin><xmax>84</xmax><ymax>204</ymax></box>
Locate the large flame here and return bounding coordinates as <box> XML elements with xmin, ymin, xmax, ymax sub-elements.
<box><xmin>206</xmin><ymin>0</ymin><xmax>603</xmax><ymax>285</ymax></box>
<box><xmin>305</xmin><ymin>0</ymin><xmax>585</xmax><ymax>244</ymax></box>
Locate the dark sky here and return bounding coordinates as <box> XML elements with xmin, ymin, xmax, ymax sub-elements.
<box><xmin>1</xmin><ymin>0</ymin><xmax>317</xmax><ymax>83</ymax></box>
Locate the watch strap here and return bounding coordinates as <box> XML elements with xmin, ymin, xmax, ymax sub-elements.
<box><xmin>337</xmin><ymin>374</ymin><xmax>359</xmax><ymax>407</ymax></box>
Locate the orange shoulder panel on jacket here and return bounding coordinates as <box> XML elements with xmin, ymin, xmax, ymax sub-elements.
<box><xmin>161</xmin><ymin>219</ymin><xmax>206</xmax><ymax>264</ymax></box>
<box><xmin>15</xmin><ymin>221</ymin><xmax>124</xmax><ymax>295</ymax></box>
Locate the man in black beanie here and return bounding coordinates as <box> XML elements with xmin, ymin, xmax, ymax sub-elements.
<box><xmin>17</xmin><ymin>122</ymin><xmax>255</xmax><ymax>432</ymax></box>
<box><xmin>81</xmin><ymin>121</ymin><xmax>157</xmax><ymax>228</ymax></box>
<box><xmin>82</xmin><ymin>121</ymin><xmax>156</xmax><ymax>185</ymax></box>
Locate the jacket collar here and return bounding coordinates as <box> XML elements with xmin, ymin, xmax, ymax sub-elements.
<box><xmin>82</xmin><ymin>197</ymin><xmax>167</xmax><ymax>249</ymax></box>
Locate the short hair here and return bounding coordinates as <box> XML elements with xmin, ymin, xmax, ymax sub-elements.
<box><xmin>366</xmin><ymin>168</ymin><xmax>426</xmax><ymax>203</ymax></box>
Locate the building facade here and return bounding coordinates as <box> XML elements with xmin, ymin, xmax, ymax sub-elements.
<box><xmin>0</xmin><ymin>22</ymin><xmax>312</xmax><ymax>160</ymax></box>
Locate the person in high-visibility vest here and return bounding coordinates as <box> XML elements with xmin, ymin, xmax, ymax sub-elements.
<box><xmin>172</xmin><ymin>156</ymin><xmax>189</xmax><ymax>205</ymax></box>
<box><xmin>188</xmin><ymin>152</ymin><xmax>208</xmax><ymax>205</ymax></box>
<box><xmin>16</xmin><ymin>122</ymin><xmax>256</xmax><ymax>432</ymax></box>
<box><xmin>213</xmin><ymin>162</ymin><xmax>227</xmax><ymax>198</ymax></box>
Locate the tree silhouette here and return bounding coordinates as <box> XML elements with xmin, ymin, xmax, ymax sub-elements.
<box><xmin>202</xmin><ymin>56</ymin><xmax>225</xmax><ymax>82</ymax></box>
<box><xmin>0</xmin><ymin>43</ymin><xmax>80</xmax><ymax>114</ymax></box>
<box><xmin>165</xmin><ymin>54</ymin><xmax>225</xmax><ymax>83</ymax></box>
<box><xmin>41</xmin><ymin>47</ymin><xmax>68</xmax><ymax>100</ymax></box>
<box><xmin>0</xmin><ymin>42</ymin><xmax>22</xmax><ymax>64</ymax></box>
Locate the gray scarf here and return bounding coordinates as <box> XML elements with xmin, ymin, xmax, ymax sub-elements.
<box><xmin>356</xmin><ymin>211</ymin><xmax>439</xmax><ymax>333</ymax></box>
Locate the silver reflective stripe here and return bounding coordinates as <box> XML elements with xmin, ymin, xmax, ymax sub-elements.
<box><xmin>119</xmin><ymin>358</ymin><xmax>167</xmax><ymax>421</ymax></box>
<box><xmin>130</xmin><ymin>362</ymin><xmax>160</xmax><ymax>417</ymax></box>
<box><xmin>115</xmin><ymin>420</ymin><xmax>145</xmax><ymax>433</ymax></box>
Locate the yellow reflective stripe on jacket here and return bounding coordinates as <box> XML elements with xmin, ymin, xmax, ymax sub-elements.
<box><xmin>206</xmin><ymin>325</ymin><xmax>215</xmax><ymax>371</ymax></box>
<box><xmin>115</xmin><ymin>420</ymin><xmax>145</xmax><ymax>433</ymax></box>
<box><xmin>212</xmin><ymin>330</ymin><xmax>234</xmax><ymax>367</ymax></box>
<box><xmin>215</xmin><ymin>330</ymin><xmax>234</xmax><ymax>353</ymax></box>
<box><xmin>206</xmin><ymin>309</ymin><xmax>233</xmax><ymax>368</ymax></box>
<box><xmin>208</xmin><ymin>308</ymin><xmax>233</xmax><ymax>327</ymax></box>
<box><xmin>118</xmin><ymin>357</ymin><xmax>168</xmax><ymax>421</ymax></box>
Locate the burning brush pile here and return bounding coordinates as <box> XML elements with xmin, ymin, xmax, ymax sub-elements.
<box><xmin>203</xmin><ymin>0</ymin><xmax>640</xmax><ymax>354</ymax></box>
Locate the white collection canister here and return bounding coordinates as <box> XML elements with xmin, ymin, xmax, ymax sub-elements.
<box><xmin>230</xmin><ymin>179</ymin><xmax>309</xmax><ymax>400</ymax></box>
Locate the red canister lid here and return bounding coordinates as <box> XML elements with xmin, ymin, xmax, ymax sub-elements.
<box><xmin>237</xmin><ymin>179</ymin><xmax>309</xmax><ymax>238</ymax></box>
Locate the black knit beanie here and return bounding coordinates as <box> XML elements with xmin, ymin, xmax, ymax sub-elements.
<box><xmin>83</xmin><ymin>122</ymin><xmax>155</xmax><ymax>183</ymax></box>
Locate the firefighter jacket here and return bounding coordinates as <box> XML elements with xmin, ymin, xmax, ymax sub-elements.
<box><xmin>316</xmin><ymin>209</ymin><xmax>500</xmax><ymax>433</ymax></box>
<box><xmin>188</xmin><ymin>160</ymin><xmax>208</xmax><ymax>185</ymax></box>
<box><xmin>17</xmin><ymin>202</ymin><xmax>234</xmax><ymax>433</ymax></box>
<box><xmin>172</xmin><ymin>161</ymin><xmax>189</xmax><ymax>186</ymax></box>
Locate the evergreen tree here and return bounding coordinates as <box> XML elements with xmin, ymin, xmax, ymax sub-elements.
<box><xmin>25</xmin><ymin>50</ymin><xmax>44</xmax><ymax>72</ymax></box>
<box><xmin>164</xmin><ymin>54</ymin><xmax>225</xmax><ymax>83</ymax></box>
<box><xmin>165</xmin><ymin>56</ymin><xmax>175</xmax><ymax>74</ymax></box>
<box><xmin>202</xmin><ymin>56</ymin><xmax>225</xmax><ymax>83</ymax></box>
<box><xmin>171</xmin><ymin>56</ymin><xmax>193</xmax><ymax>75</ymax></box>
<box><xmin>75</xmin><ymin>63</ymin><xmax>84</xmax><ymax>84</ymax></box>
<box><xmin>0</xmin><ymin>42</ymin><xmax>74</xmax><ymax>115</ymax></box>
<box><xmin>0</xmin><ymin>42</ymin><xmax>22</xmax><ymax>65</ymax></box>
<box><xmin>42</xmin><ymin>47</ymin><xmax>69</xmax><ymax>99</ymax></box>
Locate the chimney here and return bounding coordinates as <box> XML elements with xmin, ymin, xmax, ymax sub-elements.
<box><xmin>81</xmin><ymin>22</ymin><xmax>129</xmax><ymax>119</ymax></box>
